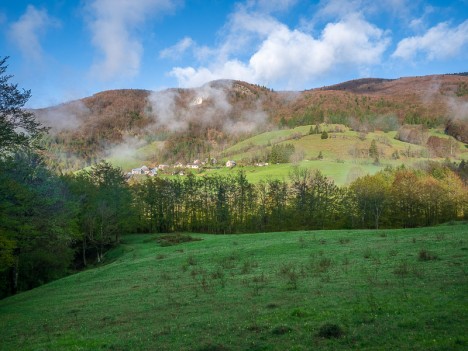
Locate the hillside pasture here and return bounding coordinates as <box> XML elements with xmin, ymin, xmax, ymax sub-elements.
<box><xmin>1</xmin><ymin>224</ymin><xmax>467</xmax><ymax>351</ymax></box>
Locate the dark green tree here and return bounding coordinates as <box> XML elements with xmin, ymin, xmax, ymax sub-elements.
<box><xmin>0</xmin><ymin>151</ymin><xmax>78</xmax><ymax>297</ymax></box>
<box><xmin>369</xmin><ymin>139</ymin><xmax>378</xmax><ymax>158</ymax></box>
<box><xmin>71</xmin><ymin>161</ymin><xmax>135</xmax><ymax>263</ymax></box>
<box><xmin>321</xmin><ymin>131</ymin><xmax>328</xmax><ymax>139</ymax></box>
<box><xmin>0</xmin><ymin>57</ymin><xmax>47</xmax><ymax>154</ymax></box>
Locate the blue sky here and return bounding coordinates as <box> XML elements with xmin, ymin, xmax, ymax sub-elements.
<box><xmin>1</xmin><ymin>0</ymin><xmax>467</xmax><ymax>108</ymax></box>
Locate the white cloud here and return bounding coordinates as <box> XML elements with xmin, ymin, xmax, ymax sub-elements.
<box><xmin>148</xmin><ymin>81</ymin><xmax>267</xmax><ymax>134</ymax></box>
<box><xmin>393</xmin><ymin>20</ymin><xmax>468</xmax><ymax>60</ymax></box>
<box><xmin>160</xmin><ymin>37</ymin><xmax>195</xmax><ymax>59</ymax></box>
<box><xmin>8</xmin><ymin>5</ymin><xmax>59</xmax><ymax>61</ymax></box>
<box><xmin>169</xmin><ymin>12</ymin><xmax>389</xmax><ymax>89</ymax></box>
<box><xmin>85</xmin><ymin>0</ymin><xmax>178</xmax><ymax>81</ymax></box>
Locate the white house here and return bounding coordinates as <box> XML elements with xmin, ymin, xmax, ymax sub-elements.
<box><xmin>226</xmin><ymin>160</ymin><xmax>236</xmax><ymax>168</ymax></box>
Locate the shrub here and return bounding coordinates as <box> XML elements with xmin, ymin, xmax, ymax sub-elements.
<box><xmin>156</xmin><ymin>233</ymin><xmax>202</xmax><ymax>246</ymax></box>
<box><xmin>187</xmin><ymin>254</ymin><xmax>197</xmax><ymax>266</ymax></box>
<box><xmin>196</xmin><ymin>344</ymin><xmax>230</xmax><ymax>351</ymax></box>
<box><xmin>317</xmin><ymin>323</ymin><xmax>344</xmax><ymax>339</ymax></box>
<box><xmin>393</xmin><ymin>261</ymin><xmax>410</xmax><ymax>276</ymax></box>
<box><xmin>418</xmin><ymin>249</ymin><xmax>438</xmax><ymax>261</ymax></box>
<box><xmin>321</xmin><ymin>131</ymin><xmax>329</xmax><ymax>139</ymax></box>
<box><xmin>271</xmin><ymin>325</ymin><xmax>293</xmax><ymax>335</ymax></box>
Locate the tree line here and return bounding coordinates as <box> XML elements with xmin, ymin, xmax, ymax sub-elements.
<box><xmin>133</xmin><ymin>165</ymin><xmax>467</xmax><ymax>234</ymax></box>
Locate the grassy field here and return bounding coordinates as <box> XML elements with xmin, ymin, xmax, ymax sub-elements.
<box><xmin>102</xmin><ymin>124</ymin><xmax>467</xmax><ymax>185</ymax></box>
<box><xmin>196</xmin><ymin>160</ymin><xmax>384</xmax><ymax>185</ymax></box>
<box><xmin>1</xmin><ymin>224</ymin><xmax>467</xmax><ymax>351</ymax></box>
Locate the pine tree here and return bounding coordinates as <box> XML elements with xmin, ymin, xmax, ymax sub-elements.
<box><xmin>369</xmin><ymin>139</ymin><xmax>378</xmax><ymax>158</ymax></box>
<box><xmin>0</xmin><ymin>57</ymin><xmax>47</xmax><ymax>155</ymax></box>
<box><xmin>314</xmin><ymin>124</ymin><xmax>320</xmax><ymax>134</ymax></box>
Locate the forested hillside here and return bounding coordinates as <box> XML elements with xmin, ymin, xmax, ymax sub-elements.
<box><xmin>34</xmin><ymin>75</ymin><xmax>468</xmax><ymax>172</ymax></box>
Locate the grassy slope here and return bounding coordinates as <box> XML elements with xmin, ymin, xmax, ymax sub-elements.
<box><xmin>198</xmin><ymin>161</ymin><xmax>382</xmax><ymax>185</ymax></box>
<box><xmin>1</xmin><ymin>224</ymin><xmax>467</xmax><ymax>351</ymax></box>
<box><xmin>105</xmin><ymin>125</ymin><xmax>467</xmax><ymax>184</ymax></box>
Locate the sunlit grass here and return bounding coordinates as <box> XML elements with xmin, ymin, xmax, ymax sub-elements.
<box><xmin>1</xmin><ymin>223</ymin><xmax>467</xmax><ymax>350</ymax></box>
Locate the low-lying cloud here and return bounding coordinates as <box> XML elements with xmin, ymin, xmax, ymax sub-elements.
<box><xmin>148</xmin><ymin>81</ymin><xmax>268</xmax><ymax>134</ymax></box>
<box><xmin>35</xmin><ymin>100</ymin><xmax>89</xmax><ymax>132</ymax></box>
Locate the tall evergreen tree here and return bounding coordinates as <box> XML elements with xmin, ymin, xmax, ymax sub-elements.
<box><xmin>0</xmin><ymin>57</ymin><xmax>47</xmax><ymax>155</ymax></box>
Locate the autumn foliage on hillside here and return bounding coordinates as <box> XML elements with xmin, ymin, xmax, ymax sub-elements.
<box><xmin>33</xmin><ymin>75</ymin><xmax>468</xmax><ymax>170</ymax></box>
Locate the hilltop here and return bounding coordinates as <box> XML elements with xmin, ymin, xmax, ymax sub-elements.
<box><xmin>33</xmin><ymin>74</ymin><xmax>468</xmax><ymax>177</ymax></box>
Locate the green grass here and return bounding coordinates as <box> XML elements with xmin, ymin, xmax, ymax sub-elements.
<box><xmin>223</xmin><ymin>125</ymin><xmax>315</xmax><ymax>154</ymax></box>
<box><xmin>1</xmin><ymin>224</ymin><xmax>467</xmax><ymax>350</ymax></box>
<box><xmin>197</xmin><ymin>160</ymin><xmax>383</xmax><ymax>185</ymax></box>
<box><xmin>103</xmin><ymin>125</ymin><xmax>467</xmax><ymax>182</ymax></box>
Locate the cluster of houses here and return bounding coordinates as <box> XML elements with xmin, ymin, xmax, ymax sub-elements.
<box><xmin>128</xmin><ymin>159</ymin><xmax>239</xmax><ymax>177</ymax></box>
<box><xmin>127</xmin><ymin>158</ymin><xmax>271</xmax><ymax>178</ymax></box>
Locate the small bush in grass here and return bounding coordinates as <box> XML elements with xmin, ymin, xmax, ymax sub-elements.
<box><xmin>271</xmin><ymin>325</ymin><xmax>293</xmax><ymax>335</ymax></box>
<box><xmin>211</xmin><ymin>266</ymin><xmax>225</xmax><ymax>280</ymax></box>
<box><xmin>393</xmin><ymin>261</ymin><xmax>410</xmax><ymax>276</ymax></box>
<box><xmin>317</xmin><ymin>323</ymin><xmax>344</xmax><ymax>339</ymax></box>
<box><xmin>159</xmin><ymin>271</ymin><xmax>171</xmax><ymax>281</ymax></box>
<box><xmin>318</xmin><ymin>257</ymin><xmax>332</xmax><ymax>270</ymax></box>
<box><xmin>241</xmin><ymin>260</ymin><xmax>258</xmax><ymax>274</ymax></box>
<box><xmin>156</xmin><ymin>233</ymin><xmax>202</xmax><ymax>246</ymax></box>
<box><xmin>196</xmin><ymin>344</ymin><xmax>230</xmax><ymax>351</ymax></box>
<box><xmin>187</xmin><ymin>254</ymin><xmax>197</xmax><ymax>266</ymax></box>
<box><xmin>363</xmin><ymin>247</ymin><xmax>372</xmax><ymax>259</ymax></box>
<box><xmin>418</xmin><ymin>249</ymin><xmax>438</xmax><ymax>261</ymax></box>
<box><xmin>291</xmin><ymin>308</ymin><xmax>309</xmax><ymax>318</ymax></box>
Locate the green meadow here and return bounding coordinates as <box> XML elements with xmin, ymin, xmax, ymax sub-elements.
<box><xmin>106</xmin><ymin>124</ymin><xmax>467</xmax><ymax>185</ymax></box>
<box><xmin>1</xmin><ymin>224</ymin><xmax>467</xmax><ymax>351</ymax></box>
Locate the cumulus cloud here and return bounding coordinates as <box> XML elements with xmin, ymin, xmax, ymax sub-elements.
<box><xmin>8</xmin><ymin>5</ymin><xmax>59</xmax><ymax>61</ymax></box>
<box><xmin>393</xmin><ymin>20</ymin><xmax>468</xmax><ymax>60</ymax></box>
<box><xmin>169</xmin><ymin>12</ymin><xmax>389</xmax><ymax>89</ymax></box>
<box><xmin>85</xmin><ymin>0</ymin><xmax>178</xmax><ymax>81</ymax></box>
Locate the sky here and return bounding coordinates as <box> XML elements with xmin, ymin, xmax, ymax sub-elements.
<box><xmin>1</xmin><ymin>0</ymin><xmax>467</xmax><ymax>108</ymax></box>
